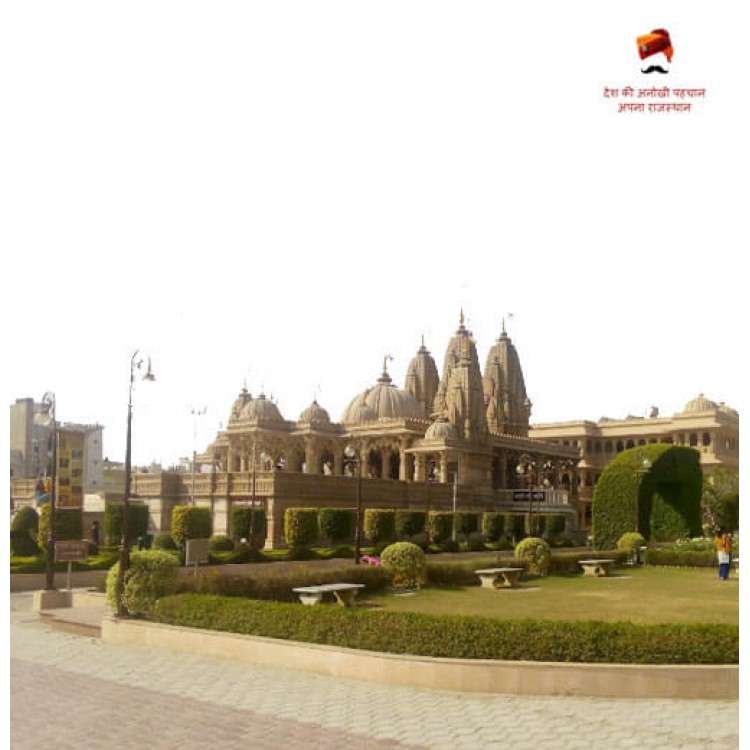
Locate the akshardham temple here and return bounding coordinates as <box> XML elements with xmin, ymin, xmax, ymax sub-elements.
<box><xmin>167</xmin><ymin>313</ymin><xmax>581</xmax><ymax>547</ymax></box>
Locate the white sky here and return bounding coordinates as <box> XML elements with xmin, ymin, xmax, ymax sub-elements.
<box><xmin>2</xmin><ymin>1</ymin><xmax>747</xmax><ymax>469</ymax></box>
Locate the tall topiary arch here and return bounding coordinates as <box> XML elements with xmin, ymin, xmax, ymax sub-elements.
<box><xmin>592</xmin><ymin>444</ymin><xmax>702</xmax><ymax>549</ymax></box>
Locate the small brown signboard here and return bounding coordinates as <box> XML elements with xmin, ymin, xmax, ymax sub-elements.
<box><xmin>54</xmin><ymin>540</ymin><xmax>89</xmax><ymax>562</ymax></box>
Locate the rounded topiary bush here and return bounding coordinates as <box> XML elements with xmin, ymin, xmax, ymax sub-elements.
<box><xmin>515</xmin><ymin>537</ymin><xmax>551</xmax><ymax>576</ymax></box>
<box><xmin>380</xmin><ymin>541</ymin><xmax>426</xmax><ymax>590</ymax></box>
<box><xmin>106</xmin><ymin>550</ymin><xmax>180</xmax><ymax>617</ymax></box>
<box><xmin>208</xmin><ymin>534</ymin><xmax>235</xmax><ymax>552</ymax></box>
<box><xmin>617</xmin><ymin>531</ymin><xmax>646</xmax><ymax>559</ymax></box>
<box><xmin>10</xmin><ymin>506</ymin><xmax>40</xmax><ymax>556</ymax></box>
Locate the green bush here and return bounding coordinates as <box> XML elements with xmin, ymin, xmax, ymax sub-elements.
<box><xmin>545</xmin><ymin>514</ymin><xmax>567</xmax><ymax>538</ymax></box>
<box><xmin>153</xmin><ymin>533</ymin><xmax>178</xmax><ymax>550</ymax></box>
<box><xmin>381</xmin><ymin>541</ymin><xmax>427</xmax><ymax>589</ymax></box>
<box><xmin>617</xmin><ymin>532</ymin><xmax>646</xmax><ymax>557</ymax></box>
<box><xmin>152</xmin><ymin>594</ymin><xmax>739</xmax><ymax>665</ymax></box>
<box><xmin>103</xmin><ymin>502</ymin><xmax>149</xmax><ymax>547</ymax></box>
<box><xmin>395</xmin><ymin>510</ymin><xmax>426</xmax><ymax>539</ymax></box>
<box><xmin>284</xmin><ymin>508</ymin><xmax>319</xmax><ymax>548</ymax></box>
<box><xmin>515</xmin><ymin>537</ymin><xmax>551</xmax><ymax>576</ymax></box>
<box><xmin>644</xmin><ymin>549</ymin><xmax>716</xmax><ymax>567</ymax></box>
<box><xmin>454</xmin><ymin>512</ymin><xmax>480</xmax><ymax>540</ymax></box>
<box><xmin>465</xmin><ymin>534</ymin><xmax>487</xmax><ymax>552</ymax></box>
<box><xmin>529</xmin><ymin>513</ymin><xmax>546</xmax><ymax>537</ymax></box>
<box><xmin>364</xmin><ymin>509</ymin><xmax>396</xmax><ymax>545</ymax></box>
<box><xmin>428</xmin><ymin>512</ymin><xmax>454</xmax><ymax>544</ymax></box>
<box><xmin>37</xmin><ymin>506</ymin><xmax>83</xmax><ymax>552</ymax></box>
<box><xmin>10</xmin><ymin>506</ymin><xmax>40</xmax><ymax>556</ymax></box>
<box><xmin>504</xmin><ymin>514</ymin><xmax>526</xmax><ymax>539</ymax></box>
<box><xmin>171</xmin><ymin>506</ymin><xmax>212</xmax><ymax>547</ymax></box>
<box><xmin>593</xmin><ymin>445</ymin><xmax>702</xmax><ymax>549</ymax></box>
<box><xmin>106</xmin><ymin>550</ymin><xmax>179</xmax><ymax>616</ymax></box>
<box><xmin>230</xmin><ymin>506</ymin><xmax>266</xmax><ymax>547</ymax></box>
<box><xmin>318</xmin><ymin>509</ymin><xmax>354</xmax><ymax>545</ymax></box>
<box><xmin>208</xmin><ymin>535</ymin><xmax>235</xmax><ymax>552</ymax></box>
<box><xmin>285</xmin><ymin>546</ymin><xmax>324</xmax><ymax>561</ymax></box>
<box><xmin>180</xmin><ymin>562</ymin><xmax>392</xmax><ymax>602</ymax></box>
<box><xmin>481</xmin><ymin>512</ymin><xmax>504</xmax><ymax>543</ymax></box>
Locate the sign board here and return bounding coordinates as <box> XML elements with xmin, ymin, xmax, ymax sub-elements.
<box><xmin>57</xmin><ymin>429</ymin><xmax>85</xmax><ymax>509</ymax></box>
<box><xmin>512</xmin><ymin>490</ymin><xmax>546</xmax><ymax>502</ymax></box>
<box><xmin>185</xmin><ymin>538</ymin><xmax>210</xmax><ymax>565</ymax></box>
<box><xmin>54</xmin><ymin>540</ymin><xmax>89</xmax><ymax>562</ymax></box>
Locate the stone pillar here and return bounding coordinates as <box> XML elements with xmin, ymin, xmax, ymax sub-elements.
<box><xmin>263</xmin><ymin>499</ymin><xmax>287</xmax><ymax>549</ymax></box>
<box><xmin>439</xmin><ymin>454</ymin><xmax>448</xmax><ymax>484</ymax></box>
<box><xmin>333</xmin><ymin>451</ymin><xmax>343</xmax><ymax>476</ymax></box>
<box><xmin>415</xmin><ymin>454</ymin><xmax>425</xmax><ymax>482</ymax></box>
<box><xmin>213</xmin><ymin>497</ymin><xmax>231</xmax><ymax>536</ymax></box>
<box><xmin>398</xmin><ymin>447</ymin><xmax>408</xmax><ymax>481</ymax></box>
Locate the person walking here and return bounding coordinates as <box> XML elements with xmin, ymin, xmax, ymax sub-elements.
<box><xmin>715</xmin><ymin>528</ymin><xmax>731</xmax><ymax>580</ymax></box>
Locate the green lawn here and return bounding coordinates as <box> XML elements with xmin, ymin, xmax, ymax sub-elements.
<box><xmin>363</xmin><ymin>566</ymin><xmax>739</xmax><ymax>626</ymax></box>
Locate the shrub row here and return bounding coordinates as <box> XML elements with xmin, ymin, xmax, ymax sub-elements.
<box><xmin>151</xmin><ymin>593</ymin><xmax>738</xmax><ymax>665</ymax></box>
<box><xmin>179</xmin><ymin>563</ymin><xmax>392</xmax><ymax>602</ymax></box>
<box><xmin>644</xmin><ymin>549</ymin><xmax>717</xmax><ymax>568</ymax></box>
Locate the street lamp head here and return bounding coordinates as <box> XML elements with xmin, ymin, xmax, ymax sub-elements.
<box><xmin>344</xmin><ymin>445</ymin><xmax>357</xmax><ymax>460</ymax></box>
<box><xmin>142</xmin><ymin>357</ymin><xmax>156</xmax><ymax>382</ymax></box>
<box><xmin>642</xmin><ymin>457</ymin><xmax>652</xmax><ymax>469</ymax></box>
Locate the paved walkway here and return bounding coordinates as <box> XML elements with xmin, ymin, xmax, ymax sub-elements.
<box><xmin>10</xmin><ymin>592</ymin><xmax>739</xmax><ymax>749</ymax></box>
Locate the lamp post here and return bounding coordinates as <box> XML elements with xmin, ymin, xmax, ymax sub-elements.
<box><xmin>344</xmin><ymin>445</ymin><xmax>363</xmax><ymax>564</ymax></box>
<box><xmin>115</xmin><ymin>351</ymin><xmax>155</xmax><ymax>618</ymax></box>
<box><xmin>635</xmin><ymin>456</ymin><xmax>652</xmax><ymax>533</ymax></box>
<box><xmin>516</xmin><ymin>453</ymin><xmax>536</xmax><ymax>535</ymax></box>
<box><xmin>190</xmin><ymin>406</ymin><xmax>207</xmax><ymax>505</ymax></box>
<box><xmin>41</xmin><ymin>392</ymin><xmax>57</xmax><ymax>591</ymax></box>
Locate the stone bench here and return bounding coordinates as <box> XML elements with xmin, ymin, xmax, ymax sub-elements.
<box><xmin>474</xmin><ymin>567</ymin><xmax>524</xmax><ymax>589</ymax></box>
<box><xmin>292</xmin><ymin>583</ymin><xmax>365</xmax><ymax>607</ymax></box>
<box><xmin>578</xmin><ymin>559</ymin><xmax>615</xmax><ymax>577</ymax></box>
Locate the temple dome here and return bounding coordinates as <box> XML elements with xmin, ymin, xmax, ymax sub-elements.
<box><xmin>424</xmin><ymin>416</ymin><xmax>458</xmax><ymax>441</ymax></box>
<box><xmin>241</xmin><ymin>393</ymin><xmax>285</xmax><ymax>424</ymax></box>
<box><xmin>682</xmin><ymin>394</ymin><xmax>718</xmax><ymax>414</ymax></box>
<box><xmin>229</xmin><ymin>387</ymin><xmax>252</xmax><ymax>420</ymax></box>
<box><xmin>298</xmin><ymin>399</ymin><xmax>331</xmax><ymax>426</ymax></box>
<box><xmin>341</xmin><ymin>368</ymin><xmax>423</xmax><ymax>425</ymax></box>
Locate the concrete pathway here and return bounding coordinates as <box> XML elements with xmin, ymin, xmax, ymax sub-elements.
<box><xmin>10</xmin><ymin>592</ymin><xmax>739</xmax><ymax>750</ymax></box>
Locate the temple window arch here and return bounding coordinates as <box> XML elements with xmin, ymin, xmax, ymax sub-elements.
<box><xmin>689</xmin><ymin>433</ymin><xmax>698</xmax><ymax>447</ymax></box>
<box><xmin>702</xmin><ymin>432</ymin><xmax>711</xmax><ymax>446</ymax></box>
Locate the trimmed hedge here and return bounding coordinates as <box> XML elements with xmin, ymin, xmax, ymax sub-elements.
<box><xmin>593</xmin><ymin>445</ymin><xmax>702</xmax><ymax>549</ymax></box>
<box><xmin>428</xmin><ymin>512</ymin><xmax>454</xmax><ymax>544</ymax></box>
<box><xmin>37</xmin><ymin>506</ymin><xmax>83</xmax><ymax>552</ymax></box>
<box><xmin>454</xmin><ymin>512</ymin><xmax>480</xmax><ymax>539</ymax></box>
<box><xmin>172</xmin><ymin>506</ymin><xmax>213</xmax><ymax>546</ymax></box>
<box><xmin>104</xmin><ymin>502</ymin><xmax>149</xmax><ymax>547</ymax></box>
<box><xmin>208</xmin><ymin>535</ymin><xmax>235</xmax><ymax>552</ymax></box>
<box><xmin>230</xmin><ymin>506</ymin><xmax>266</xmax><ymax>547</ymax></box>
<box><xmin>395</xmin><ymin>510</ymin><xmax>426</xmax><ymax>539</ymax></box>
<box><xmin>645</xmin><ymin>549</ymin><xmax>716</xmax><ymax>568</ymax></box>
<box><xmin>481</xmin><ymin>512</ymin><xmax>504</xmax><ymax>543</ymax></box>
<box><xmin>318</xmin><ymin>509</ymin><xmax>354</xmax><ymax>544</ymax></box>
<box><xmin>151</xmin><ymin>594</ymin><xmax>738</xmax><ymax>665</ymax></box>
<box><xmin>180</xmin><ymin>562</ymin><xmax>391</xmax><ymax>602</ymax></box>
<box><xmin>284</xmin><ymin>508</ymin><xmax>318</xmax><ymax>548</ymax></box>
<box><xmin>364</xmin><ymin>510</ymin><xmax>396</xmax><ymax>545</ymax></box>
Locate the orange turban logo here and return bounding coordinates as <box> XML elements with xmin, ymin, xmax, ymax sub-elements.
<box><xmin>637</xmin><ymin>28</ymin><xmax>674</xmax><ymax>64</ymax></box>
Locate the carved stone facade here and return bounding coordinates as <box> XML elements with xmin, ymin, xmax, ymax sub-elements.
<box><xmin>190</xmin><ymin>314</ymin><xmax>580</xmax><ymax>547</ymax></box>
<box><xmin>530</xmin><ymin>395</ymin><xmax>740</xmax><ymax>529</ymax></box>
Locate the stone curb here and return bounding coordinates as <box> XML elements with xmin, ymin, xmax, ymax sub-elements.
<box><xmin>101</xmin><ymin>615</ymin><xmax>738</xmax><ymax>700</ymax></box>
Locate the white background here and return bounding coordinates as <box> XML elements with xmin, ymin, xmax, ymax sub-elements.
<box><xmin>2</xmin><ymin>1</ymin><xmax>746</xmax><ymax>468</ymax></box>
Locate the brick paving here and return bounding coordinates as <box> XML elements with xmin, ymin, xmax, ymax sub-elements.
<box><xmin>10</xmin><ymin>592</ymin><xmax>740</xmax><ymax>750</ymax></box>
